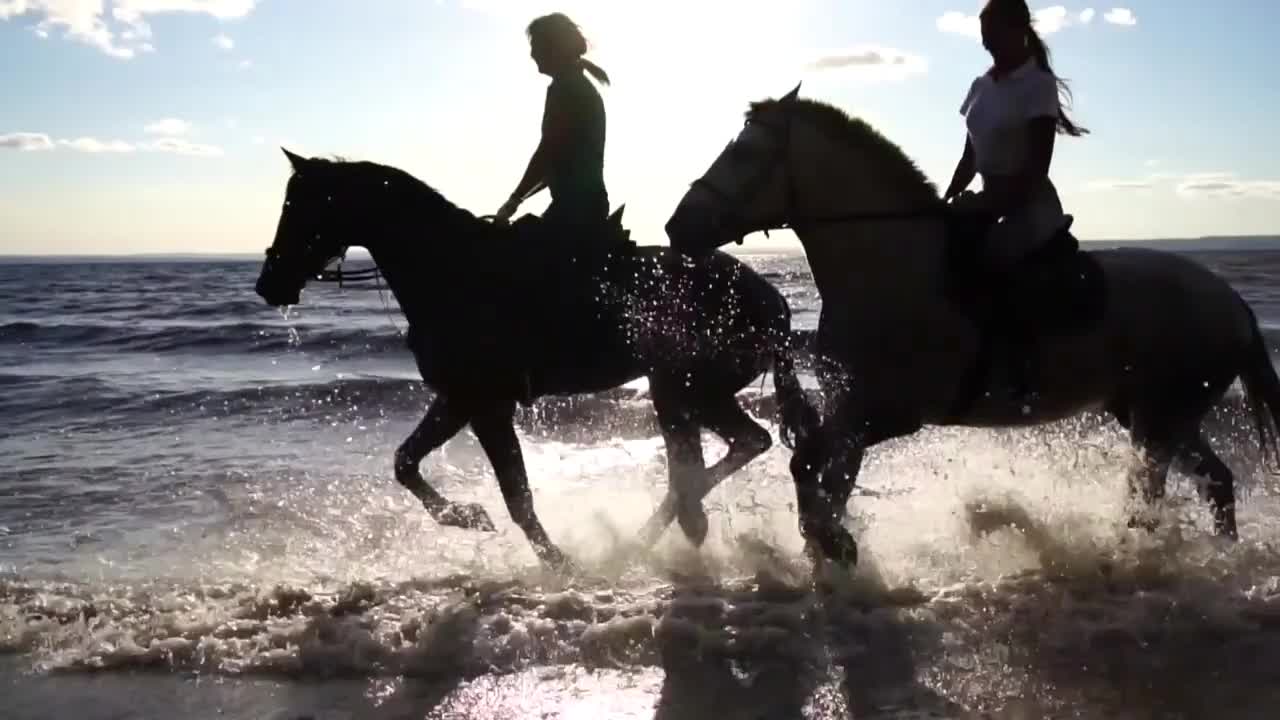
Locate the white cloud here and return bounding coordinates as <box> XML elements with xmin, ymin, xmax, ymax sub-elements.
<box><xmin>1085</xmin><ymin>178</ymin><xmax>1155</xmax><ymax>191</ymax></box>
<box><xmin>211</xmin><ymin>32</ymin><xmax>233</xmax><ymax>50</ymax></box>
<box><xmin>1</xmin><ymin>128</ymin><xmax>223</xmax><ymax>156</ymax></box>
<box><xmin>144</xmin><ymin>117</ymin><xmax>191</xmax><ymax>135</ymax></box>
<box><xmin>144</xmin><ymin>137</ymin><xmax>223</xmax><ymax>157</ymax></box>
<box><xmin>1177</xmin><ymin>175</ymin><xmax>1280</xmax><ymax>199</ymax></box>
<box><xmin>0</xmin><ymin>131</ymin><xmax>55</xmax><ymax>151</ymax></box>
<box><xmin>1085</xmin><ymin>171</ymin><xmax>1279</xmax><ymax>199</ymax></box>
<box><xmin>1034</xmin><ymin>5</ymin><xmax>1071</xmax><ymax>34</ymax></box>
<box><xmin>237</xmin><ymin>58</ymin><xmax>252</xmax><ymax>69</ymax></box>
<box><xmin>1</xmin><ymin>0</ymin><xmax>257</xmax><ymax>58</ymax></box>
<box><xmin>939</xmin><ymin>5</ymin><xmax>1128</xmax><ymax>39</ymax></box>
<box><xmin>807</xmin><ymin>46</ymin><xmax>928</xmax><ymax>80</ymax></box>
<box><xmin>936</xmin><ymin>11</ymin><xmax>980</xmax><ymax>39</ymax></box>
<box><xmin>59</xmin><ymin>137</ymin><xmax>136</xmax><ymax>153</ymax></box>
<box><xmin>1104</xmin><ymin>7</ymin><xmax>1137</xmax><ymax>26</ymax></box>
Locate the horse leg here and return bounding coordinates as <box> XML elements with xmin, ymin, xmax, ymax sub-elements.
<box><xmin>469</xmin><ymin>399</ymin><xmax>570</xmax><ymax>568</ymax></box>
<box><xmin>788</xmin><ymin>404</ymin><xmax>860</xmax><ymax>568</ymax></box>
<box><xmin>1124</xmin><ymin>413</ymin><xmax>1177</xmax><ymax>533</ymax></box>
<box><xmin>635</xmin><ymin>393</ymin><xmax>772</xmax><ymax>548</ymax></box>
<box><xmin>699</xmin><ymin>394</ymin><xmax>774</xmax><ymax>489</ymax></box>
<box><xmin>636</xmin><ymin>385</ymin><xmax>712</xmax><ymax>548</ymax></box>
<box><xmin>395</xmin><ymin>396</ymin><xmax>496</xmax><ymax>531</ymax></box>
<box><xmin>1177</xmin><ymin>432</ymin><xmax>1238</xmax><ymax>539</ymax></box>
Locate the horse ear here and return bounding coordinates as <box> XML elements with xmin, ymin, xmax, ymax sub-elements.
<box><xmin>281</xmin><ymin>147</ymin><xmax>306</xmax><ymax>171</ymax></box>
<box><xmin>781</xmin><ymin>82</ymin><xmax>801</xmax><ymax>103</ymax></box>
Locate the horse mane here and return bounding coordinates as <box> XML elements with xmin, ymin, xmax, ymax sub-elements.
<box><xmin>747</xmin><ymin>97</ymin><xmax>940</xmax><ymax>205</ymax></box>
<box><xmin>295</xmin><ymin>156</ymin><xmax>490</xmax><ymax>235</ymax></box>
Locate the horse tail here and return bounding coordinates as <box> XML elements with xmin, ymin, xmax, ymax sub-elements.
<box><xmin>771</xmin><ymin>326</ymin><xmax>820</xmax><ymax>451</ymax></box>
<box><xmin>1238</xmin><ymin>299</ymin><xmax>1280</xmax><ymax>470</ymax></box>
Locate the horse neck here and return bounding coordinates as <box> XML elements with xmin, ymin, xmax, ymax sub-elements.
<box><xmin>357</xmin><ymin>182</ymin><xmax>468</xmax><ymax>322</ymax></box>
<box><xmin>791</xmin><ymin>134</ymin><xmax>947</xmax><ymax>311</ymax></box>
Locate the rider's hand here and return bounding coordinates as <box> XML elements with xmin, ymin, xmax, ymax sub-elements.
<box><xmin>494</xmin><ymin>197</ymin><xmax>519</xmax><ymax>223</ymax></box>
<box><xmin>948</xmin><ymin>190</ymin><xmax>985</xmax><ymax>211</ymax></box>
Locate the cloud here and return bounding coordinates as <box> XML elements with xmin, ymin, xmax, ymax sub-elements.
<box><xmin>1177</xmin><ymin>175</ymin><xmax>1280</xmax><ymax>199</ymax></box>
<box><xmin>59</xmin><ymin>137</ymin><xmax>136</xmax><ymax>153</ymax></box>
<box><xmin>144</xmin><ymin>117</ymin><xmax>191</xmax><ymax>136</ymax></box>
<box><xmin>938</xmin><ymin>5</ymin><xmax>1123</xmax><ymax>39</ymax></box>
<box><xmin>807</xmin><ymin>46</ymin><xmax>927</xmax><ymax>79</ymax></box>
<box><xmin>1</xmin><ymin>0</ymin><xmax>257</xmax><ymax>58</ymax></box>
<box><xmin>212</xmin><ymin>32</ymin><xmax>233</xmax><ymax>50</ymax></box>
<box><xmin>1085</xmin><ymin>178</ymin><xmax>1155</xmax><ymax>191</ymax></box>
<box><xmin>1034</xmin><ymin>5</ymin><xmax>1071</xmax><ymax>34</ymax></box>
<box><xmin>936</xmin><ymin>11</ymin><xmax>980</xmax><ymax>39</ymax></box>
<box><xmin>144</xmin><ymin>137</ymin><xmax>223</xmax><ymax>157</ymax></box>
<box><xmin>0</xmin><ymin>131</ymin><xmax>55</xmax><ymax>151</ymax></box>
<box><xmin>1085</xmin><ymin>171</ymin><xmax>1280</xmax><ymax>199</ymax></box>
<box><xmin>0</xmin><ymin>129</ymin><xmax>223</xmax><ymax>156</ymax></box>
<box><xmin>237</xmin><ymin>58</ymin><xmax>252</xmax><ymax>69</ymax></box>
<box><xmin>1104</xmin><ymin>7</ymin><xmax>1137</xmax><ymax>26</ymax></box>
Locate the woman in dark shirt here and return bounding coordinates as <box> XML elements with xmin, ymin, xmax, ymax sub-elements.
<box><xmin>494</xmin><ymin>13</ymin><xmax>610</xmax><ymax>238</ymax></box>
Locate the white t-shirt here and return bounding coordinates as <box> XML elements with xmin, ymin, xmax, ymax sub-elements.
<box><xmin>959</xmin><ymin>59</ymin><xmax>1060</xmax><ymax>176</ymax></box>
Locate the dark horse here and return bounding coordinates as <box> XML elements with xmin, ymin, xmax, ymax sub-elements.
<box><xmin>254</xmin><ymin>149</ymin><xmax>814</xmax><ymax>568</ymax></box>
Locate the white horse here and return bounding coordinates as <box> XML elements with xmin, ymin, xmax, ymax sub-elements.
<box><xmin>664</xmin><ymin>85</ymin><xmax>1280</xmax><ymax>566</ymax></box>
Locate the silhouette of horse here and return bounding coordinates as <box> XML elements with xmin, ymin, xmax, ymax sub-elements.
<box><xmin>254</xmin><ymin>149</ymin><xmax>816</xmax><ymax>569</ymax></box>
<box><xmin>664</xmin><ymin>86</ymin><xmax>1280</xmax><ymax>567</ymax></box>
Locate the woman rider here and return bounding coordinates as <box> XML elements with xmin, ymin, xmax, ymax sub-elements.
<box><xmin>494</xmin><ymin>12</ymin><xmax>611</xmax><ymax>241</ymax></box>
<box><xmin>943</xmin><ymin>0</ymin><xmax>1087</xmax><ymax>274</ymax></box>
<box><xmin>942</xmin><ymin>0</ymin><xmax>1088</xmax><ymax>406</ymax></box>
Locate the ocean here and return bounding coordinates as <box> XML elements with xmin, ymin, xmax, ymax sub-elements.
<box><xmin>4</xmin><ymin>246</ymin><xmax>1280</xmax><ymax>719</ymax></box>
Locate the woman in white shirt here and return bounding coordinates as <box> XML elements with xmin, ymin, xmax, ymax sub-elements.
<box><xmin>944</xmin><ymin>0</ymin><xmax>1088</xmax><ymax>273</ymax></box>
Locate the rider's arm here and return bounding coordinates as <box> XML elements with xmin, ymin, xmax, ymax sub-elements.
<box><xmin>944</xmin><ymin>136</ymin><xmax>977</xmax><ymax>200</ymax></box>
<box><xmin>505</xmin><ymin>86</ymin><xmax>576</xmax><ymax>206</ymax></box>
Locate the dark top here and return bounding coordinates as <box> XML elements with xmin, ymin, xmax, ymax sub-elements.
<box><xmin>543</xmin><ymin>68</ymin><xmax>607</xmax><ymax>215</ymax></box>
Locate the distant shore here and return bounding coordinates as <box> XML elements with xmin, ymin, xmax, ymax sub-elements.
<box><xmin>2</xmin><ymin>235</ymin><xmax>1279</xmax><ymax>263</ymax></box>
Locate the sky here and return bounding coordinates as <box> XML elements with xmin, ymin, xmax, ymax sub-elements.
<box><xmin>1</xmin><ymin>0</ymin><xmax>1277</xmax><ymax>255</ymax></box>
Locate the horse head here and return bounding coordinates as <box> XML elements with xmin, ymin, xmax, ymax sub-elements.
<box><xmin>665</xmin><ymin>83</ymin><xmax>803</xmax><ymax>257</ymax></box>
<box><xmin>665</xmin><ymin>84</ymin><xmax>941</xmax><ymax>261</ymax></box>
<box><xmin>256</xmin><ymin>148</ymin><xmax>377</xmax><ymax>307</ymax></box>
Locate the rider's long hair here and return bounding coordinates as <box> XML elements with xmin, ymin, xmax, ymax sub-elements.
<box><xmin>526</xmin><ymin>13</ymin><xmax>610</xmax><ymax>86</ymax></box>
<box><xmin>981</xmin><ymin>0</ymin><xmax>1088</xmax><ymax>137</ymax></box>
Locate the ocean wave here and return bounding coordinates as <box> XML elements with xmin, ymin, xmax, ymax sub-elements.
<box><xmin>5</xmin><ymin>512</ymin><xmax>1280</xmax><ymax>719</ymax></box>
<box><xmin>0</xmin><ymin>320</ymin><xmax>407</xmax><ymax>356</ymax></box>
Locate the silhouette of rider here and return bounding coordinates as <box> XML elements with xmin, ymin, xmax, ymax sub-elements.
<box><xmin>941</xmin><ymin>0</ymin><xmax>1088</xmax><ymax>408</ymax></box>
<box><xmin>494</xmin><ymin>13</ymin><xmax>611</xmax><ymax>243</ymax></box>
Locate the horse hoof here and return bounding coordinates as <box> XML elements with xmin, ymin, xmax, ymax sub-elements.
<box><xmin>438</xmin><ymin>502</ymin><xmax>497</xmax><ymax>532</ymax></box>
<box><xmin>800</xmin><ymin>521</ymin><xmax>858</xmax><ymax>569</ymax></box>
<box><xmin>826</xmin><ymin>528</ymin><xmax>859</xmax><ymax>569</ymax></box>
<box><xmin>677</xmin><ymin>505</ymin><xmax>710</xmax><ymax>548</ymax></box>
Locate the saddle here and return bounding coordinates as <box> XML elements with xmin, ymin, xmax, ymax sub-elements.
<box><xmin>510</xmin><ymin>204</ymin><xmax>635</xmax><ymax>252</ymax></box>
<box><xmin>505</xmin><ymin>205</ymin><xmax>638</xmax><ymax>404</ymax></box>
<box><xmin>943</xmin><ymin>211</ymin><xmax>1106</xmax><ymax>339</ymax></box>
<box><xmin>941</xmin><ymin>209</ymin><xmax>1108</xmax><ymax>419</ymax></box>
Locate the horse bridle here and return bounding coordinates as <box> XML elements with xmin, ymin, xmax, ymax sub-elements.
<box><xmin>689</xmin><ymin>101</ymin><xmax>949</xmax><ymax>239</ymax></box>
<box><xmin>689</xmin><ymin>111</ymin><xmax>801</xmax><ymax>242</ymax></box>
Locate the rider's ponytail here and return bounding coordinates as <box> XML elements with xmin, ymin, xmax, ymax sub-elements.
<box><xmin>527</xmin><ymin>12</ymin><xmax>611</xmax><ymax>86</ymax></box>
<box><xmin>1025</xmin><ymin>27</ymin><xmax>1087</xmax><ymax>136</ymax></box>
<box><xmin>580</xmin><ymin>58</ymin><xmax>611</xmax><ymax>86</ymax></box>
